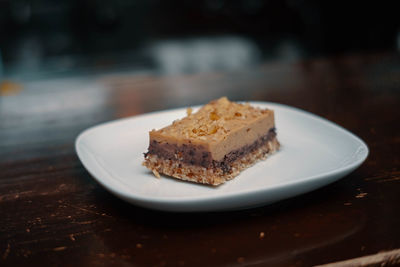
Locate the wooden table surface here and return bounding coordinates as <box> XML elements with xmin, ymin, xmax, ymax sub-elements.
<box><xmin>1</xmin><ymin>52</ymin><xmax>399</xmax><ymax>266</ymax></box>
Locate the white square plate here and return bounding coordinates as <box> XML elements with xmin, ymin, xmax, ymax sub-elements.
<box><xmin>75</xmin><ymin>102</ymin><xmax>368</xmax><ymax>212</ymax></box>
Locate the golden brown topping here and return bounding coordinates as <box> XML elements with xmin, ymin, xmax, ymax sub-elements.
<box><xmin>155</xmin><ymin>97</ymin><xmax>269</xmax><ymax>141</ymax></box>
<box><xmin>209</xmin><ymin>111</ymin><xmax>220</xmax><ymax>121</ymax></box>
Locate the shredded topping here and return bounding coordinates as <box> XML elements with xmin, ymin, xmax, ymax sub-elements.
<box><xmin>153</xmin><ymin>97</ymin><xmax>269</xmax><ymax>141</ymax></box>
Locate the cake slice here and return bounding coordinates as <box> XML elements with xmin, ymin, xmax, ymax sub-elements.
<box><xmin>142</xmin><ymin>97</ymin><xmax>280</xmax><ymax>185</ymax></box>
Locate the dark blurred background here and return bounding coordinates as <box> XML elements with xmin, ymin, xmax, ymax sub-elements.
<box><xmin>0</xmin><ymin>0</ymin><xmax>399</xmax><ymax>78</ymax></box>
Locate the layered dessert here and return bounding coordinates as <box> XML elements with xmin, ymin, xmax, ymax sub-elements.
<box><xmin>143</xmin><ymin>97</ymin><xmax>280</xmax><ymax>185</ymax></box>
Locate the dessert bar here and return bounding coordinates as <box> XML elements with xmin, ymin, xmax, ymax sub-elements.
<box><xmin>143</xmin><ymin>97</ymin><xmax>280</xmax><ymax>185</ymax></box>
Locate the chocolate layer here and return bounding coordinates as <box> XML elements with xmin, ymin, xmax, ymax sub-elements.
<box><xmin>145</xmin><ymin>128</ymin><xmax>276</xmax><ymax>173</ymax></box>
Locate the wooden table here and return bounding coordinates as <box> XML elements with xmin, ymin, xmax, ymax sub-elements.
<box><xmin>1</xmin><ymin>52</ymin><xmax>399</xmax><ymax>266</ymax></box>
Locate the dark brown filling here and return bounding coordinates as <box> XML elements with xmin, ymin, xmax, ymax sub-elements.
<box><xmin>145</xmin><ymin>128</ymin><xmax>276</xmax><ymax>173</ymax></box>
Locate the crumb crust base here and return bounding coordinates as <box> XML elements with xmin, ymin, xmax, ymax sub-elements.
<box><xmin>142</xmin><ymin>137</ymin><xmax>280</xmax><ymax>186</ymax></box>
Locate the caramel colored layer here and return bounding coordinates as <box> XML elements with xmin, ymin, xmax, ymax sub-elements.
<box><xmin>149</xmin><ymin>97</ymin><xmax>276</xmax><ymax>161</ymax></box>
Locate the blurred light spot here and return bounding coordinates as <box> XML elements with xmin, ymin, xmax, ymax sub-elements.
<box><xmin>151</xmin><ymin>36</ymin><xmax>260</xmax><ymax>74</ymax></box>
<box><xmin>0</xmin><ymin>78</ymin><xmax>108</xmax><ymax>119</ymax></box>
<box><xmin>0</xmin><ymin>81</ymin><xmax>23</xmax><ymax>96</ymax></box>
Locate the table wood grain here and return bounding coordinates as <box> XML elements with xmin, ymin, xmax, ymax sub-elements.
<box><xmin>1</xmin><ymin>52</ymin><xmax>399</xmax><ymax>266</ymax></box>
